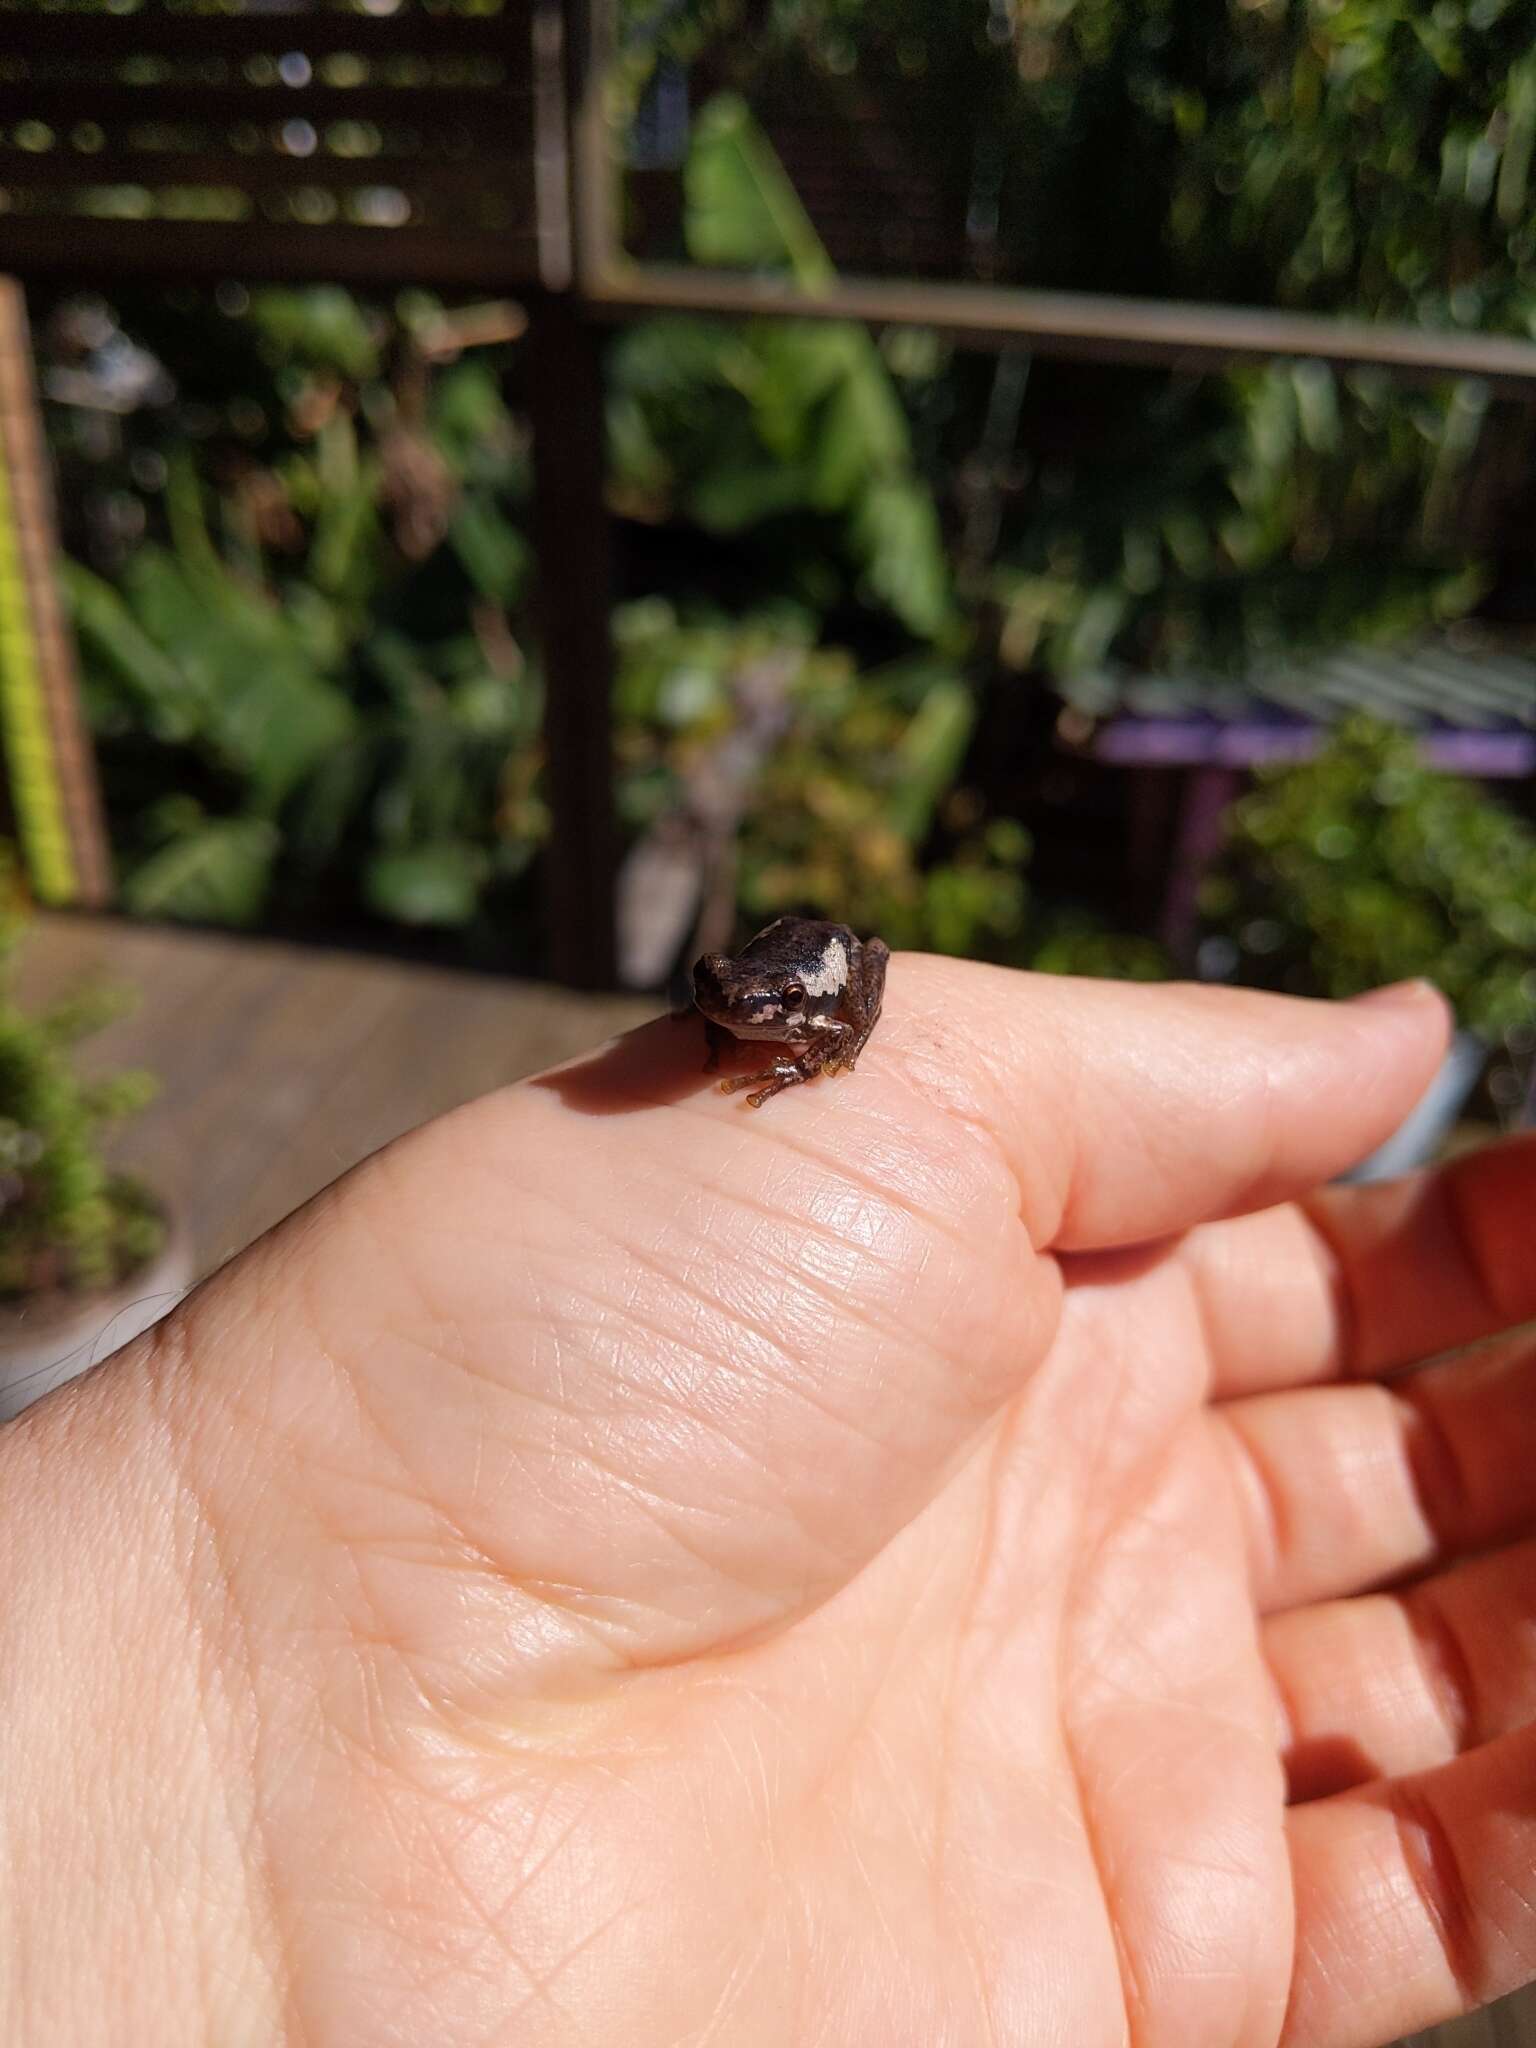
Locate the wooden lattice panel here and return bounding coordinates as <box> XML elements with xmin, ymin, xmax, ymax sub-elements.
<box><xmin>0</xmin><ymin>1</ymin><xmax>562</xmax><ymax>287</ymax></box>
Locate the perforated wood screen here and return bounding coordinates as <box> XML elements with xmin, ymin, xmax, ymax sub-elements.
<box><xmin>0</xmin><ymin>1</ymin><xmax>563</xmax><ymax>288</ymax></box>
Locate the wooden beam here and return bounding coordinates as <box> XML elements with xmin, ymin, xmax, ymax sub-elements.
<box><xmin>0</xmin><ymin>81</ymin><xmax>533</xmax><ymax>127</ymax></box>
<box><xmin>526</xmin><ymin>293</ymin><xmax>615</xmax><ymax>990</ymax></box>
<box><xmin>0</xmin><ymin>215</ymin><xmax>542</xmax><ymax>286</ymax></box>
<box><xmin>587</xmin><ymin>264</ymin><xmax>1536</xmax><ymax>392</ymax></box>
<box><xmin>0</xmin><ymin>13</ymin><xmax>532</xmax><ymax>62</ymax></box>
<box><xmin>0</xmin><ymin>150</ymin><xmax>536</xmax><ymax>197</ymax></box>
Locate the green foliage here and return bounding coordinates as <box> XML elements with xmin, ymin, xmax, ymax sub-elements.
<box><xmin>122</xmin><ymin>807</ymin><xmax>281</xmax><ymax>928</ymax></box>
<box><xmin>992</xmin><ymin>360</ymin><xmax>1490</xmax><ymax>685</ymax></box>
<box><xmin>625</xmin><ymin>7</ymin><xmax>1518</xmax><ymax>682</ymax></box>
<box><xmin>652</xmin><ymin>0</ymin><xmax>1536</xmax><ymax>331</ymax></box>
<box><xmin>0</xmin><ymin>886</ymin><xmax>164</xmax><ymax>1299</ymax></box>
<box><xmin>1202</xmin><ymin>718</ymin><xmax>1536</xmax><ymax>1039</ymax></box>
<box><xmin>609</xmin><ymin>98</ymin><xmax>953</xmax><ymax>642</ymax></box>
<box><xmin>54</xmin><ymin>290</ymin><xmax>544</xmax><ymax>940</ymax></box>
<box><xmin>614</xmin><ymin>601</ymin><xmax>1027</xmax><ymax>957</ymax></box>
<box><xmin>1029</xmin><ymin>914</ymin><xmax>1174</xmax><ymax>983</ymax></box>
<box><xmin>42</xmin><ymin>16</ymin><xmax>1536</xmax><ymax>984</ymax></box>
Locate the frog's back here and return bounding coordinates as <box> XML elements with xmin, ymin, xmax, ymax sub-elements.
<box><xmin>740</xmin><ymin>917</ymin><xmax>856</xmax><ymax>965</ymax></box>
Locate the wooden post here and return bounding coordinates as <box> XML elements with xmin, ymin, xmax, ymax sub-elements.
<box><xmin>528</xmin><ymin>296</ymin><xmax>617</xmax><ymax>989</ymax></box>
<box><xmin>527</xmin><ymin>0</ymin><xmax>617</xmax><ymax>988</ymax></box>
<box><xmin>0</xmin><ymin>280</ymin><xmax>112</xmax><ymax>908</ymax></box>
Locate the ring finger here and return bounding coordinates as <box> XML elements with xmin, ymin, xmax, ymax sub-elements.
<box><xmin>1265</xmin><ymin>1531</ymin><xmax>1536</xmax><ymax>1802</ymax></box>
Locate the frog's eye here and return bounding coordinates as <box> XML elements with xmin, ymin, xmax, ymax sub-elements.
<box><xmin>781</xmin><ymin>982</ymin><xmax>805</xmax><ymax>1009</ymax></box>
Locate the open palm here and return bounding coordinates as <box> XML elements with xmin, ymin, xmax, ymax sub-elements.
<box><xmin>7</xmin><ymin>960</ymin><xmax>1535</xmax><ymax>2047</ymax></box>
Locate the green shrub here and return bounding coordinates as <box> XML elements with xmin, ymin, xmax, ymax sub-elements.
<box><xmin>0</xmin><ymin>869</ymin><xmax>163</xmax><ymax>1298</ymax></box>
<box><xmin>1202</xmin><ymin>717</ymin><xmax>1536</xmax><ymax>1042</ymax></box>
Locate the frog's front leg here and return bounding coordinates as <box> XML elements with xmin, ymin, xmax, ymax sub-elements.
<box><xmin>701</xmin><ymin>1019</ymin><xmax>733</xmax><ymax>1074</ymax></box>
<box><xmin>719</xmin><ymin>1037</ymin><xmax>833</xmax><ymax>1107</ymax></box>
<box><xmin>827</xmin><ymin>939</ymin><xmax>890</xmax><ymax>1073</ymax></box>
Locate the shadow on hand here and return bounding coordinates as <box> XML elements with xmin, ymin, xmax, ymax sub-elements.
<box><xmin>530</xmin><ymin>1010</ymin><xmax>756</xmax><ymax>1117</ymax></box>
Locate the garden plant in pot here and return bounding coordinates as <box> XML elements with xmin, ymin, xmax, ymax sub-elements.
<box><xmin>1201</xmin><ymin>714</ymin><xmax>1536</xmax><ymax>1179</ymax></box>
<box><xmin>0</xmin><ymin>889</ymin><xmax>191</xmax><ymax>1422</ymax></box>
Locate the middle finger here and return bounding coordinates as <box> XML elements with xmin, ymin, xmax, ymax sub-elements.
<box><xmin>1215</xmin><ymin>1328</ymin><xmax>1536</xmax><ymax>1614</ymax></box>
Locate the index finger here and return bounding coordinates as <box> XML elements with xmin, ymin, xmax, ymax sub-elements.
<box><xmin>1174</xmin><ymin>1134</ymin><xmax>1536</xmax><ymax>1400</ymax></box>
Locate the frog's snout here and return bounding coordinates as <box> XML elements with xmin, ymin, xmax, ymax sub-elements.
<box><xmin>691</xmin><ymin>954</ymin><xmax>730</xmax><ymax>1005</ymax></box>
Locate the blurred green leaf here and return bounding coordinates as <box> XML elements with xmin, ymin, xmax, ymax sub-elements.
<box><xmin>123</xmin><ymin>814</ymin><xmax>279</xmax><ymax>926</ymax></box>
<box><xmin>449</xmin><ymin>495</ymin><xmax>530</xmax><ymax>604</ymax></box>
<box><xmin>249</xmin><ymin>286</ymin><xmax>380</xmax><ymax>381</ymax></box>
<box><xmin>364</xmin><ymin>843</ymin><xmax>485</xmax><ymax>927</ymax></box>
<box><xmin>883</xmin><ymin>675</ymin><xmax>976</xmax><ymax>844</ymax></box>
<box><xmin>684</xmin><ymin>93</ymin><xmax>836</xmax><ymax>287</ymax></box>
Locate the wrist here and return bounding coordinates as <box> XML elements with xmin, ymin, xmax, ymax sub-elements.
<box><xmin>0</xmin><ymin>1321</ymin><xmax>284</xmax><ymax>2044</ymax></box>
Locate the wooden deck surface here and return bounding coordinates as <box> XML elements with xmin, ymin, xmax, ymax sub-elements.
<box><xmin>14</xmin><ymin>914</ymin><xmax>1536</xmax><ymax>2048</ymax></box>
<box><xmin>17</xmin><ymin>913</ymin><xmax>652</xmax><ymax>1275</ymax></box>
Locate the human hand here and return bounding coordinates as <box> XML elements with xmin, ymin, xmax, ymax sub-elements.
<box><xmin>3</xmin><ymin>960</ymin><xmax>1533</xmax><ymax>2048</ymax></box>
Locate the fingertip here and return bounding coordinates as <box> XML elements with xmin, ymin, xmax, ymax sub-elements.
<box><xmin>1347</xmin><ymin>977</ymin><xmax>1454</xmax><ymax>1038</ymax></box>
<box><xmin>1341</xmin><ymin>977</ymin><xmax>1456</xmax><ymax>1107</ymax></box>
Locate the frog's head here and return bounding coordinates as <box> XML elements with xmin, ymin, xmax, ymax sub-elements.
<box><xmin>692</xmin><ymin>953</ymin><xmax>812</xmax><ymax>1041</ymax></box>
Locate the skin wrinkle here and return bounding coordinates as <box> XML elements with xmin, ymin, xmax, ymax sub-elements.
<box><xmin>1059</xmin><ymin>1709</ymin><xmax>1141</xmax><ymax>2048</ymax></box>
<box><xmin>505</xmin><ymin>1179</ymin><xmax>904</xmax><ymax>1435</ymax></box>
<box><xmin>600</xmin><ymin>1192</ymin><xmax>950</xmax><ymax>1419</ymax></box>
<box><xmin>930</xmin><ymin>1427</ymin><xmax>1017</xmax><ymax>2048</ymax></box>
<box><xmin>1051</xmin><ymin>1282</ymin><xmax>1176</xmax><ymax>1567</ymax></box>
<box><xmin>1286</xmin><ymin>1199</ymin><xmax>1359</xmax><ymax>1383</ymax></box>
<box><xmin>485</xmin><ymin>1211</ymin><xmax>1003</xmax><ymax>1550</ymax></box>
<box><xmin>1390</xmin><ymin>1783</ymin><xmax>1482</xmax><ymax>2009</ymax></box>
<box><xmin>1403</xmin><ymin>1581</ymin><xmax>1481</xmax><ymax>1756</ymax></box>
<box><xmin>690</xmin><ymin>1163</ymin><xmax>941</xmax><ymax>1277</ymax></box>
<box><xmin>576</xmin><ymin>1267</ymin><xmax>919</xmax><ymax>1499</ymax></box>
<box><xmin>1214</xmin><ymin>1407</ymin><xmax>1292</xmax><ymax>1606</ymax></box>
<box><xmin>263</xmin><ymin>1334</ymin><xmax>638</xmax><ymax>1684</ymax></box>
<box><xmin>1262</xmin><ymin>1654</ymin><xmax>1302</xmax><ymax>1781</ymax></box>
<box><xmin>692</xmin><ymin>1099</ymin><xmax>1019</xmax><ymax>1274</ymax></box>
<box><xmin>1063</xmin><ymin>1417</ymin><xmax>1289</xmax><ymax>2048</ymax></box>
<box><xmin>156</xmin><ymin>1373</ymin><xmax>298</xmax><ymax>2039</ymax></box>
<box><xmin>1058</xmin><ymin>1407</ymin><xmax>1172</xmax><ymax>2048</ymax></box>
<box><xmin>1175</xmin><ymin>1252</ymin><xmax>1226</xmax><ymax>1409</ymax></box>
<box><xmin>1391</xmin><ymin>1377</ymin><xmax>1478</xmax><ymax>1558</ymax></box>
<box><xmin>71</xmin><ymin>1327</ymin><xmax>303</xmax><ymax>2045</ymax></box>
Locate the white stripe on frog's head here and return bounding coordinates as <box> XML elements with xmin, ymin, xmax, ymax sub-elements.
<box><xmin>799</xmin><ymin>936</ymin><xmax>848</xmax><ymax>1000</ymax></box>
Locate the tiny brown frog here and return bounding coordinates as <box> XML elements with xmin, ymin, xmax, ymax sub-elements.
<box><xmin>691</xmin><ymin>918</ymin><xmax>890</xmax><ymax>1107</ymax></box>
